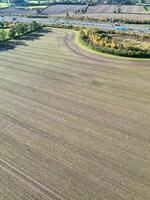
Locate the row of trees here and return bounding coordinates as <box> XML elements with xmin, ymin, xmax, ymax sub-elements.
<box><xmin>5</xmin><ymin>0</ymin><xmax>149</xmax><ymax>6</ymax></box>
<box><xmin>0</xmin><ymin>21</ymin><xmax>42</xmax><ymax>43</ymax></box>
<box><xmin>80</xmin><ymin>28</ymin><xmax>150</xmax><ymax>58</ymax></box>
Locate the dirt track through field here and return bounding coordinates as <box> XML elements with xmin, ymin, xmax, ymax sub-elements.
<box><xmin>0</xmin><ymin>159</ymin><xmax>65</xmax><ymax>200</ymax></box>
<box><xmin>0</xmin><ymin>28</ymin><xmax>150</xmax><ymax>200</ymax></box>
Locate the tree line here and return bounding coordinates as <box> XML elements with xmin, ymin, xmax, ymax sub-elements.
<box><xmin>4</xmin><ymin>0</ymin><xmax>149</xmax><ymax>6</ymax></box>
<box><xmin>0</xmin><ymin>21</ymin><xmax>42</xmax><ymax>43</ymax></box>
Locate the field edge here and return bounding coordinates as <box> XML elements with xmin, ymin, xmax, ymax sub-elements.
<box><xmin>74</xmin><ymin>30</ymin><xmax>150</xmax><ymax>61</ymax></box>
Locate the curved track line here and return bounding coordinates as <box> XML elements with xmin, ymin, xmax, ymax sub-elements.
<box><xmin>0</xmin><ymin>159</ymin><xmax>67</xmax><ymax>200</ymax></box>
<box><xmin>63</xmin><ymin>31</ymin><xmax>150</xmax><ymax>67</ymax></box>
<box><xmin>62</xmin><ymin>32</ymin><xmax>114</xmax><ymax>63</ymax></box>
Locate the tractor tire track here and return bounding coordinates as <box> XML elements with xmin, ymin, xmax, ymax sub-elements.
<box><xmin>0</xmin><ymin>159</ymin><xmax>68</xmax><ymax>200</ymax></box>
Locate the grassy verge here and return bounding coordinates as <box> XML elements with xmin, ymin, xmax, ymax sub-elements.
<box><xmin>144</xmin><ymin>5</ymin><xmax>150</xmax><ymax>12</ymax></box>
<box><xmin>0</xmin><ymin>2</ymin><xmax>10</xmax><ymax>8</ymax></box>
<box><xmin>17</xmin><ymin>5</ymin><xmax>47</xmax><ymax>9</ymax></box>
<box><xmin>75</xmin><ymin>31</ymin><xmax>150</xmax><ymax>60</ymax></box>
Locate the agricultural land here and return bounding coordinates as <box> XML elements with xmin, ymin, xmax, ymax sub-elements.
<box><xmin>0</xmin><ymin>27</ymin><xmax>150</xmax><ymax>200</ymax></box>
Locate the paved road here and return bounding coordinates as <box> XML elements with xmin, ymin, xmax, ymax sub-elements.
<box><xmin>0</xmin><ymin>16</ymin><xmax>150</xmax><ymax>33</ymax></box>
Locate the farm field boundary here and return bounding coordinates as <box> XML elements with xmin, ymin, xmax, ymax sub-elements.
<box><xmin>75</xmin><ymin>31</ymin><xmax>150</xmax><ymax>60</ymax></box>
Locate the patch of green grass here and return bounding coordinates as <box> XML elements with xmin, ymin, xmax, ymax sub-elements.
<box><xmin>17</xmin><ymin>5</ymin><xmax>47</xmax><ymax>9</ymax></box>
<box><xmin>144</xmin><ymin>5</ymin><xmax>150</xmax><ymax>12</ymax></box>
<box><xmin>0</xmin><ymin>28</ymin><xmax>10</xmax><ymax>39</ymax></box>
<box><xmin>0</xmin><ymin>2</ymin><xmax>10</xmax><ymax>8</ymax></box>
<box><xmin>27</xmin><ymin>5</ymin><xmax>47</xmax><ymax>9</ymax></box>
<box><xmin>91</xmin><ymin>80</ymin><xmax>104</xmax><ymax>87</ymax></box>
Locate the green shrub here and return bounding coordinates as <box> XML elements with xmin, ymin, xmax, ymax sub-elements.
<box><xmin>79</xmin><ymin>28</ymin><xmax>150</xmax><ymax>58</ymax></box>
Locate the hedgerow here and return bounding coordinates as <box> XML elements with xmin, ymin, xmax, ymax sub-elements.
<box><xmin>0</xmin><ymin>21</ymin><xmax>42</xmax><ymax>43</ymax></box>
<box><xmin>79</xmin><ymin>28</ymin><xmax>150</xmax><ymax>58</ymax></box>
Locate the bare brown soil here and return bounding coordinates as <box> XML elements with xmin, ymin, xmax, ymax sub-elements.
<box><xmin>0</xmin><ymin>29</ymin><xmax>150</xmax><ymax>200</ymax></box>
<box><xmin>86</xmin><ymin>5</ymin><xmax>146</xmax><ymax>14</ymax></box>
<box><xmin>40</xmin><ymin>5</ymin><xmax>148</xmax><ymax>17</ymax></box>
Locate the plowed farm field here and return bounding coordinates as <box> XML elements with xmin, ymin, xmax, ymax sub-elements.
<box><xmin>40</xmin><ymin>4</ymin><xmax>147</xmax><ymax>15</ymax></box>
<box><xmin>41</xmin><ymin>4</ymin><xmax>86</xmax><ymax>15</ymax></box>
<box><xmin>86</xmin><ymin>5</ymin><xmax>146</xmax><ymax>13</ymax></box>
<box><xmin>0</xmin><ymin>28</ymin><xmax>150</xmax><ymax>200</ymax></box>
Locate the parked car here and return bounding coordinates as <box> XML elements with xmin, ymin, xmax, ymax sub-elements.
<box><xmin>114</xmin><ymin>23</ymin><xmax>121</xmax><ymax>26</ymax></box>
<box><xmin>116</xmin><ymin>26</ymin><xmax>128</xmax><ymax>31</ymax></box>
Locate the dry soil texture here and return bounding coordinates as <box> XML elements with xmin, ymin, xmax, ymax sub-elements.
<box><xmin>0</xmin><ymin>7</ymin><xmax>36</xmax><ymax>15</ymax></box>
<box><xmin>86</xmin><ymin>5</ymin><xmax>146</xmax><ymax>14</ymax></box>
<box><xmin>41</xmin><ymin>5</ymin><xmax>148</xmax><ymax>15</ymax></box>
<box><xmin>41</xmin><ymin>5</ymin><xmax>86</xmax><ymax>15</ymax></box>
<box><xmin>0</xmin><ymin>5</ymin><xmax>146</xmax><ymax>16</ymax></box>
<box><xmin>0</xmin><ymin>28</ymin><xmax>150</xmax><ymax>200</ymax></box>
